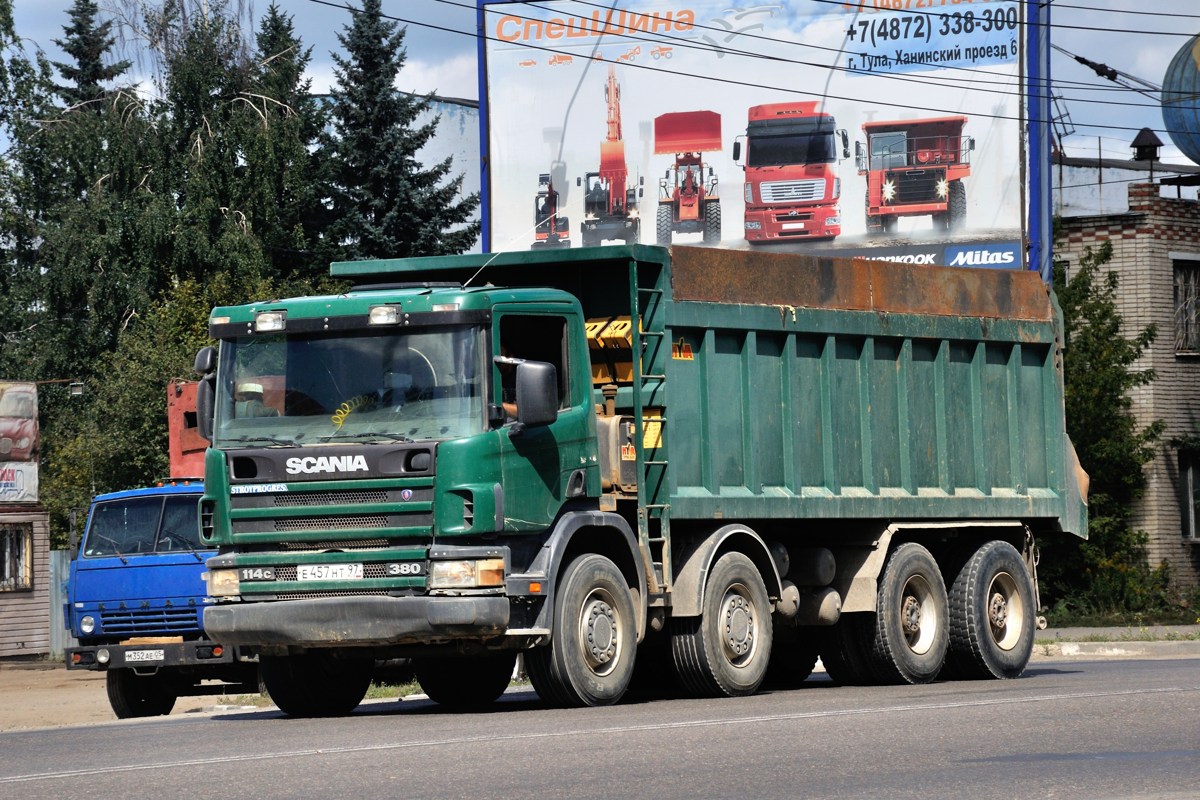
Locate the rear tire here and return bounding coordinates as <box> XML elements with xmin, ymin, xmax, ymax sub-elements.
<box><xmin>671</xmin><ymin>551</ymin><xmax>772</xmax><ymax>697</ymax></box>
<box><xmin>106</xmin><ymin>669</ymin><xmax>177</xmax><ymax>719</ymax></box>
<box><xmin>413</xmin><ymin>652</ymin><xmax>517</xmax><ymax>710</ymax></box>
<box><xmin>764</xmin><ymin>621</ymin><xmax>819</xmax><ymax>688</ymax></box>
<box><xmin>657</xmin><ymin>205</ymin><xmax>673</xmax><ymax>245</ymax></box>
<box><xmin>703</xmin><ymin>201</ymin><xmax>721</xmax><ymax>244</ymax></box>
<box><xmin>867</xmin><ymin>543</ymin><xmax>949</xmax><ymax>684</ymax></box>
<box><xmin>260</xmin><ymin>652</ymin><xmax>373</xmax><ymax>717</ymax></box>
<box><xmin>945</xmin><ymin>541</ymin><xmax>1036</xmax><ymax>680</ymax></box>
<box><xmin>818</xmin><ymin>613</ymin><xmax>878</xmax><ymax>686</ymax></box>
<box><xmin>865</xmin><ymin>191</ymin><xmax>883</xmax><ymax>235</ymax></box>
<box><xmin>526</xmin><ymin>553</ymin><xmax>636</xmax><ymax>707</ymax></box>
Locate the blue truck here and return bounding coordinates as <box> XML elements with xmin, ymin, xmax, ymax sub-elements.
<box><xmin>63</xmin><ymin>382</ymin><xmax>258</xmax><ymax>719</ymax></box>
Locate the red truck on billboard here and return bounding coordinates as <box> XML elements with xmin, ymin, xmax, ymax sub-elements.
<box><xmin>732</xmin><ymin>102</ymin><xmax>848</xmax><ymax>243</ymax></box>
<box><xmin>856</xmin><ymin>116</ymin><xmax>974</xmax><ymax>234</ymax></box>
<box><xmin>0</xmin><ymin>383</ymin><xmax>38</xmax><ymax>462</ymax></box>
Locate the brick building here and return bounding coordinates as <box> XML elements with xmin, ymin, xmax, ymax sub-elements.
<box><xmin>1055</xmin><ymin>180</ymin><xmax>1200</xmax><ymax>591</ymax></box>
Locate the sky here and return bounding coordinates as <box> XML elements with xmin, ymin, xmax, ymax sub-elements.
<box><xmin>7</xmin><ymin>0</ymin><xmax>1200</xmax><ymax>166</ymax></box>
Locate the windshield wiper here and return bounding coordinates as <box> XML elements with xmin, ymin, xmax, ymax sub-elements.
<box><xmin>319</xmin><ymin>431</ymin><xmax>414</xmax><ymax>443</ymax></box>
<box><xmin>227</xmin><ymin>435</ymin><xmax>301</xmax><ymax>447</ymax></box>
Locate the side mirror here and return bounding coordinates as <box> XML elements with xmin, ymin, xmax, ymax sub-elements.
<box><xmin>515</xmin><ymin>361</ymin><xmax>558</xmax><ymax>429</ymax></box>
<box><xmin>196</xmin><ymin>376</ymin><xmax>215</xmax><ymax>442</ymax></box>
<box><xmin>194</xmin><ymin>346</ymin><xmax>215</xmax><ymax>376</ymax></box>
<box><xmin>576</xmin><ymin>176</ymin><xmax>582</xmax><ymax>187</ymax></box>
<box><xmin>967</xmin><ymin>136</ymin><xmax>976</xmax><ymax>152</ymax></box>
<box><xmin>731</xmin><ymin>140</ymin><xmax>741</xmax><ymax>162</ymax></box>
<box><xmin>68</xmin><ymin>508</ymin><xmax>80</xmax><ymax>560</ymax></box>
<box><xmin>839</xmin><ymin>129</ymin><xmax>850</xmax><ymax>160</ymax></box>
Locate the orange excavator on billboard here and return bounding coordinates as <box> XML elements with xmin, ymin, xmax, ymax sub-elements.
<box><xmin>578</xmin><ymin>66</ymin><xmax>642</xmax><ymax>246</ymax></box>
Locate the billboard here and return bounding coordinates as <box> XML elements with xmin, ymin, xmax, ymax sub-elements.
<box><xmin>0</xmin><ymin>382</ymin><xmax>39</xmax><ymax>503</ymax></box>
<box><xmin>478</xmin><ymin>0</ymin><xmax>1033</xmax><ymax>269</ymax></box>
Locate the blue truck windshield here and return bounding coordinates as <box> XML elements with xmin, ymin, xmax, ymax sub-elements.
<box><xmin>214</xmin><ymin>325</ymin><xmax>487</xmax><ymax>447</ymax></box>
<box><xmin>84</xmin><ymin>495</ymin><xmax>203</xmax><ymax>557</ymax></box>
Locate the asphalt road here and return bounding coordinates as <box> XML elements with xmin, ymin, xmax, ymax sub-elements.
<box><xmin>2</xmin><ymin>656</ymin><xmax>1198</xmax><ymax>800</ymax></box>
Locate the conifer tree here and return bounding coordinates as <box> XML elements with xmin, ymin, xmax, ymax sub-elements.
<box><xmin>327</xmin><ymin>0</ymin><xmax>478</xmax><ymax>259</ymax></box>
<box><xmin>52</xmin><ymin>0</ymin><xmax>132</xmax><ymax>107</ymax></box>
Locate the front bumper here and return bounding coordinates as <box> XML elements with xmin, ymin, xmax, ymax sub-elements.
<box><xmin>203</xmin><ymin>595</ymin><xmax>510</xmax><ymax>648</ymax></box>
<box><xmin>65</xmin><ymin>640</ymin><xmax>235</xmax><ymax>671</ymax></box>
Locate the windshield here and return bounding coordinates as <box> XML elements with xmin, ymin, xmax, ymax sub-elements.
<box><xmin>0</xmin><ymin>391</ymin><xmax>34</xmax><ymax>418</ymax></box>
<box><xmin>84</xmin><ymin>495</ymin><xmax>203</xmax><ymax>557</ymax></box>
<box><xmin>747</xmin><ymin>133</ymin><xmax>838</xmax><ymax>167</ymax></box>
<box><xmin>214</xmin><ymin>325</ymin><xmax>487</xmax><ymax>447</ymax></box>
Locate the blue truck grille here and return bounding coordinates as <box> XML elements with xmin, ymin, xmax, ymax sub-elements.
<box><xmin>100</xmin><ymin>607</ymin><xmax>199</xmax><ymax>634</ymax></box>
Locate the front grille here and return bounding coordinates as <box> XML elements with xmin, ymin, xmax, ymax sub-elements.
<box><xmin>888</xmin><ymin>168</ymin><xmax>945</xmax><ymax>204</ymax></box>
<box><xmin>273</xmin><ymin>490</ymin><xmax>389</xmax><ymax>507</ymax></box>
<box><xmin>761</xmin><ymin>179</ymin><xmax>825</xmax><ymax>203</ymax></box>
<box><xmin>274</xmin><ymin>515</ymin><xmax>390</xmax><ymax>531</ymax></box>
<box><xmin>275</xmin><ymin>589</ymin><xmax>394</xmax><ymax>600</ymax></box>
<box><xmin>100</xmin><ymin>607</ymin><xmax>199</xmax><ymax>634</ymax></box>
<box><xmin>279</xmin><ymin>539</ymin><xmax>389</xmax><ymax>551</ymax></box>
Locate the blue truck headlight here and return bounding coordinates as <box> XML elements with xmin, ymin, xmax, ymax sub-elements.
<box><xmin>80</xmin><ymin>615</ymin><xmax>96</xmax><ymax>634</ymax></box>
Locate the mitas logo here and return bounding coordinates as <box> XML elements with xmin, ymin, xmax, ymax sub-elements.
<box><xmin>285</xmin><ymin>455</ymin><xmax>369</xmax><ymax>475</ymax></box>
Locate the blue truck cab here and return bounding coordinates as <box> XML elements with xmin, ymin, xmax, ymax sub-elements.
<box><xmin>65</xmin><ymin>479</ymin><xmax>258</xmax><ymax>718</ymax></box>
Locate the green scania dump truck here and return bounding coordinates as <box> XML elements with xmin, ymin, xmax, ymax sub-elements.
<box><xmin>194</xmin><ymin>245</ymin><xmax>1087</xmax><ymax>715</ymax></box>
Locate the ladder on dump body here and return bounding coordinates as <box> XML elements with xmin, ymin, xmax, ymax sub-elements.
<box><xmin>634</xmin><ymin>276</ymin><xmax>671</xmax><ymax>600</ymax></box>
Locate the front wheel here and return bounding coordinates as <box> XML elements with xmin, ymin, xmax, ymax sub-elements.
<box><xmin>703</xmin><ymin>201</ymin><xmax>721</xmax><ymax>244</ymax></box>
<box><xmin>260</xmin><ymin>652</ymin><xmax>373</xmax><ymax>717</ymax></box>
<box><xmin>414</xmin><ymin>652</ymin><xmax>517</xmax><ymax>710</ymax></box>
<box><xmin>671</xmin><ymin>551</ymin><xmax>772</xmax><ymax>697</ymax></box>
<box><xmin>657</xmin><ymin>204</ymin><xmax>673</xmax><ymax>245</ymax></box>
<box><xmin>526</xmin><ymin>553</ymin><xmax>637</xmax><ymax>707</ymax></box>
<box><xmin>106</xmin><ymin>669</ymin><xmax>177</xmax><ymax>718</ymax></box>
<box><xmin>948</xmin><ymin>180</ymin><xmax>966</xmax><ymax>230</ymax></box>
<box><xmin>945</xmin><ymin>541</ymin><xmax>1036</xmax><ymax>679</ymax></box>
<box><xmin>868</xmin><ymin>543</ymin><xmax>949</xmax><ymax>684</ymax></box>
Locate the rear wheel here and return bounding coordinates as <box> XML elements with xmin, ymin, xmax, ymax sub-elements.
<box><xmin>106</xmin><ymin>669</ymin><xmax>176</xmax><ymax>718</ymax></box>
<box><xmin>657</xmin><ymin>204</ymin><xmax>673</xmax><ymax>245</ymax></box>
<box><xmin>945</xmin><ymin>541</ymin><xmax>1036</xmax><ymax>679</ymax></box>
<box><xmin>413</xmin><ymin>652</ymin><xmax>517</xmax><ymax>710</ymax></box>
<box><xmin>867</xmin><ymin>543</ymin><xmax>949</xmax><ymax>684</ymax></box>
<box><xmin>865</xmin><ymin>191</ymin><xmax>883</xmax><ymax>234</ymax></box>
<box><xmin>260</xmin><ymin>652</ymin><xmax>373</xmax><ymax>717</ymax></box>
<box><xmin>526</xmin><ymin>553</ymin><xmax>636</xmax><ymax>707</ymax></box>
<box><xmin>818</xmin><ymin>614</ymin><xmax>878</xmax><ymax>686</ymax></box>
<box><xmin>703</xmin><ymin>201</ymin><xmax>721</xmax><ymax>244</ymax></box>
<box><xmin>671</xmin><ymin>551</ymin><xmax>772</xmax><ymax>697</ymax></box>
<box><xmin>948</xmin><ymin>180</ymin><xmax>966</xmax><ymax>230</ymax></box>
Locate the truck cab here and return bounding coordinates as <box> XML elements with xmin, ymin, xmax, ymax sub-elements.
<box><xmin>734</xmin><ymin>102</ymin><xmax>849</xmax><ymax>243</ymax></box>
<box><xmin>65</xmin><ymin>480</ymin><xmax>258</xmax><ymax>718</ymax></box>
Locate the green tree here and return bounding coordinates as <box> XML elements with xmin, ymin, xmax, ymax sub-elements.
<box><xmin>326</xmin><ymin>0</ymin><xmax>478</xmax><ymax>259</ymax></box>
<box><xmin>1044</xmin><ymin>240</ymin><xmax>1168</xmax><ymax>614</ymax></box>
<box><xmin>52</xmin><ymin>0</ymin><xmax>132</xmax><ymax>107</ymax></box>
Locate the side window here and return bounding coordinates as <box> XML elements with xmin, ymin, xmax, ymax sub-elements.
<box><xmin>1183</xmin><ymin>451</ymin><xmax>1200</xmax><ymax>541</ymax></box>
<box><xmin>498</xmin><ymin>315</ymin><xmax>570</xmax><ymax>409</ymax></box>
<box><xmin>0</xmin><ymin>523</ymin><xmax>32</xmax><ymax>591</ymax></box>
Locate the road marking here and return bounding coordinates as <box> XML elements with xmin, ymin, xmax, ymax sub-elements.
<box><xmin>3</xmin><ymin>685</ymin><xmax>1198</xmax><ymax>785</ymax></box>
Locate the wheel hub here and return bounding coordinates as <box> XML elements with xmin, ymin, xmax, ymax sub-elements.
<box><xmin>722</xmin><ymin>594</ymin><xmax>754</xmax><ymax>659</ymax></box>
<box><xmin>583</xmin><ymin>599</ymin><xmax>617</xmax><ymax>667</ymax></box>
<box><xmin>902</xmin><ymin>594</ymin><xmax>922</xmax><ymax>634</ymax></box>
<box><xmin>989</xmin><ymin>591</ymin><xmax>1009</xmax><ymax>632</ymax></box>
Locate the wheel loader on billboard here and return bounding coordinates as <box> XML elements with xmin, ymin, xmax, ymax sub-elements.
<box><xmin>653</xmin><ymin>110</ymin><xmax>722</xmax><ymax>246</ymax></box>
<box><xmin>856</xmin><ymin>116</ymin><xmax>975</xmax><ymax>234</ymax></box>
<box><xmin>532</xmin><ymin>170</ymin><xmax>570</xmax><ymax>249</ymax></box>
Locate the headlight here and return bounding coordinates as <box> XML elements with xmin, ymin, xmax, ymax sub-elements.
<box><xmin>882</xmin><ymin>180</ymin><xmax>896</xmax><ymax>203</ymax></box>
<box><xmin>96</xmin><ymin>648</ymin><xmax>110</xmax><ymax>665</ymax></box>
<box><xmin>744</xmin><ymin>221</ymin><xmax>762</xmax><ymax>230</ymax></box>
<box><xmin>80</xmin><ymin>615</ymin><xmax>95</xmax><ymax>634</ymax></box>
<box><xmin>254</xmin><ymin>310</ymin><xmax>286</xmax><ymax>332</ymax></box>
<box><xmin>369</xmin><ymin>305</ymin><xmax>401</xmax><ymax>325</ymax></box>
<box><xmin>936</xmin><ymin>178</ymin><xmax>949</xmax><ymax>199</ymax></box>
<box><xmin>827</xmin><ymin>215</ymin><xmax>841</xmax><ymax>228</ymax></box>
<box><xmin>16</xmin><ymin>437</ymin><xmax>29</xmax><ymax>449</ymax></box>
<box><xmin>428</xmin><ymin>558</ymin><xmax>505</xmax><ymax>589</ymax></box>
<box><xmin>205</xmin><ymin>569</ymin><xmax>241</xmax><ymax>597</ymax></box>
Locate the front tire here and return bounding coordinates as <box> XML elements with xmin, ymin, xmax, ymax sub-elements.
<box><xmin>526</xmin><ymin>553</ymin><xmax>637</xmax><ymax>707</ymax></box>
<box><xmin>945</xmin><ymin>541</ymin><xmax>1036</xmax><ymax>680</ymax></box>
<box><xmin>414</xmin><ymin>652</ymin><xmax>517</xmax><ymax>710</ymax></box>
<box><xmin>657</xmin><ymin>204</ymin><xmax>673</xmax><ymax>245</ymax></box>
<box><xmin>867</xmin><ymin>543</ymin><xmax>949</xmax><ymax>684</ymax></box>
<box><xmin>260</xmin><ymin>652</ymin><xmax>373</xmax><ymax>717</ymax></box>
<box><xmin>948</xmin><ymin>180</ymin><xmax>966</xmax><ymax>230</ymax></box>
<box><xmin>671</xmin><ymin>551</ymin><xmax>772</xmax><ymax>697</ymax></box>
<box><xmin>106</xmin><ymin>670</ymin><xmax>177</xmax><ymax>718</ymax></box>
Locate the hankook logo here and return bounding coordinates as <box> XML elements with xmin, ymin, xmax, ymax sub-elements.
<box><xmin>285</xmin><ymin>455</ymin><xmax>370</xmax><ymax>475</ymax></box>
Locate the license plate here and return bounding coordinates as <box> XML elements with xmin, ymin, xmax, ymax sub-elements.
<box><xmin>297</xmin><ymin>563</ymin><xmax>363</xmax><ymax>581</ymax></box>
<box><xmin>125</xmin><ymin>649</ymin><xmax>165</xmax><ymax>663</ymax></box>
<box><xmin>781</xmin><ymin>222</ymin><xmax>807</xmax><ymax>231</ymax></box>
